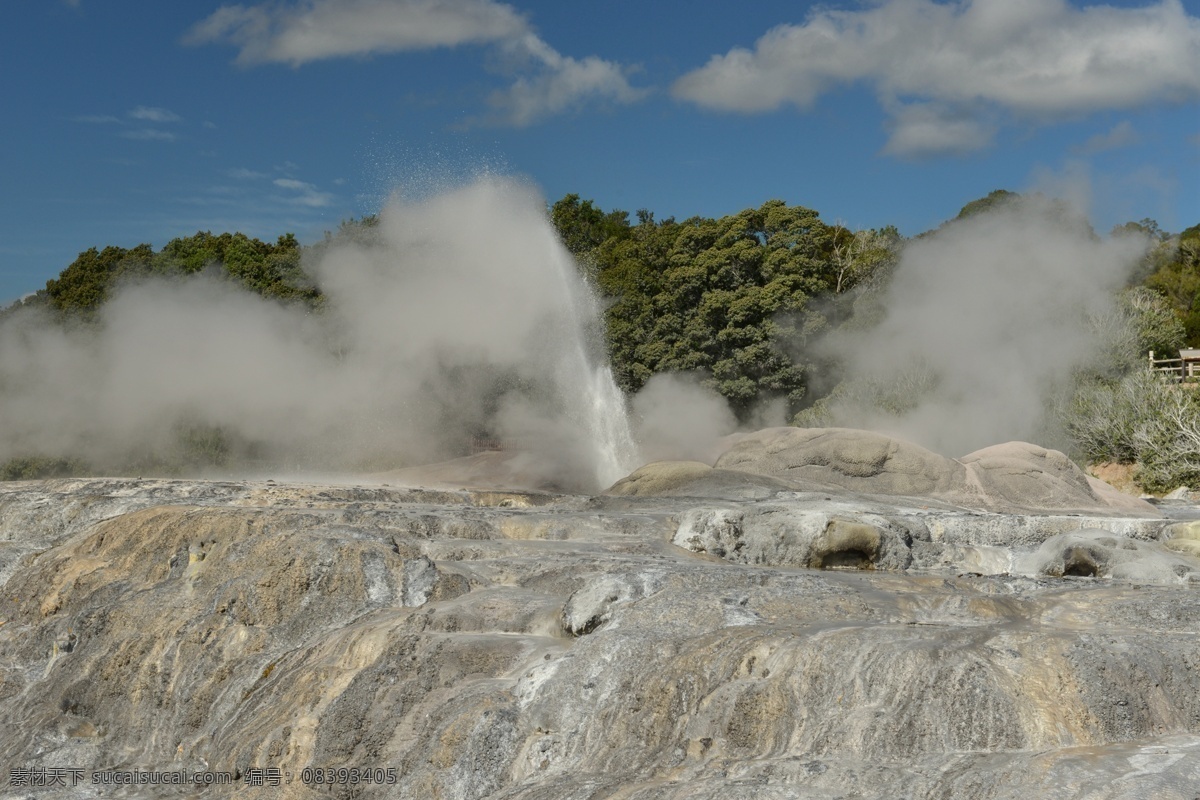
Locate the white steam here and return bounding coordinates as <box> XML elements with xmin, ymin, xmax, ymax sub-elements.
<box><xmin>817</xmin><ymin>197</ymin><xmax>1148</xmax><ymax>456</ymax></box>
<box><xmin>4</xmin><ymin>181</ymin><xmax>1151</xmax><ymax>488</ymax></box>
<box><xmin>0</xmin><ymin>177</ymin><xmax>638</xmax><ymax>491</ymax></box>
<box><xmin>630</xmin><ymin>373</ymin><xmax>738</xmax><ymax>464</ymax></box>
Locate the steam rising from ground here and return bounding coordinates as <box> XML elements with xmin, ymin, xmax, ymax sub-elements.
<box><xmin>630</xmin><ymin>373</ymin><xmax>738</xmax><ymax>464</ymax></box>
<box><xmin>816</xmin><ymin>197</ymin><xmax>1148</xmax><ymax>456</ymax></box>
<box><xmin>1</xmin><ymin>182</ymin><xmax>1156</xmax><ymax>490</ymax></box>
<box><xmin>0</xmin><ymin>178</ymin><xmax>638</xmax><ymax>491</ymax></box>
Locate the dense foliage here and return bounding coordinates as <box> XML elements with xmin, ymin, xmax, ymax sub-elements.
<box><xmin>551</xmin><ymin>194</ymin><xmax>896</xmax><ymax>416</ymax></box>
<box><xmin>18</xmin><ymin>230</ymin><xmax>319</xmax><ymax>319</ymax></box>
<box><xmin>1138</xmin><ymin>223</ymin><xmax>1200</xmax><ymax>345</ymax></box>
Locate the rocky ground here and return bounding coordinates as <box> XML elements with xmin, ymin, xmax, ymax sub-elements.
<box><xmin>3</xmin><ymin>428</ymin><xmax>1200</xmax><ymax>799</ymax></box>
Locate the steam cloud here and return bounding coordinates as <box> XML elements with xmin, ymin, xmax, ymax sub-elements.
<box><xmin>0</xmin><ymin>180</ymin><xmax>1155</xmax><ymax>490</ymax></box>
<box><xmin>0</xmin><ymin>178</ymin><xmax>638</xmax><ymax>491</ymax></box>
<box><xmin>815</xmin><ymin>196</ymin><xmax>1148</xmax><ymax>456</ymax></box>
<box><xmin>630</xmin><ymin>373</ymin><xmax>738</xmax><ymax>464</ymax></box>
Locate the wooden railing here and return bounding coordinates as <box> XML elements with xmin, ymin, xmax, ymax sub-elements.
<box><xmin>1150</xmin><ymin>350</ymin><xmax>1200</xmax><ymax>382</ymax></box>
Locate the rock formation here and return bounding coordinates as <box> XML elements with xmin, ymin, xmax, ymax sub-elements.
<box><xmin>2</xmin><ymin>428</ymin><xmax>1199</xmax><ymax>799</ymax></box>
<box><xmin>632</xmin><ymin>426</ymin><xmax>1159</xmax><ymax>516</ymax></box>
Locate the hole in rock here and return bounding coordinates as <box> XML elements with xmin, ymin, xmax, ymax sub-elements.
<box><xmin>817</xmin><ymin>549</ymin><xmax>876</xmax><ymax>570</ymax></box>
<box><xmin>1061</xmin><ymin>549</ymin><xmax>1101</xmax><ymax>577</ymax></box>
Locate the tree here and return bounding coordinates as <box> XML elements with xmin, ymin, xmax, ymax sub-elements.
<box><xmin>583</xmin><ymin>198</ymin><xmax>854</xmax><ymax>417</ymax></box>
<box><xmin>1112</xmin><ymin>218</ymin><xmax>1166</xmax><ymax>242</ymax></box>
<box><xmin>44</xmin><ymin>243</ymin><xmax>153</xmax><ymax>314</ymax></box>
<box><xmin>954</xmin><ymin>189</ymin><xmax>1018</xmax><ymax>220</ymax></box>
<box><xmin>549</xmin><ymin>194</ymin><xmax>631</xmax><ymax>266</ymax></box>
<box><xmin>1143</xmin><ymin>226</ymin><xmax>1200</xmax><ymax>345</ymax></box>
<box><xmin>828</xmin><ymin>224</ymin><xmax>898</xmax><ymax>295</ymax></box>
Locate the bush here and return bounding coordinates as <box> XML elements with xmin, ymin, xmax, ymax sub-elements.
<box><xmin>1131</xmin><ymin>382</ymin><xmax>1200</xmax><ymax>493</ymax></box>
<box><xmin>0</xmin><ymin>456</ymin><xmax>86</xmax><ymax>481</ymax></box>
<box><xmin>1062</xmin><ymin>368</ymin><xmax>1200</xmax><ymax>493</ymax></box>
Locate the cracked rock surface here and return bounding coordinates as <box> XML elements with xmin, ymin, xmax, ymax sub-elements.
<box><xmin>1</xmin><ymin>467</ymin><xmax>1199</xmax><ymax>799</ymax></box>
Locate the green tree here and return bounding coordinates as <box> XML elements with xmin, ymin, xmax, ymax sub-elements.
<box><xmin>550</xmin><ymin>194</ymin><xmax>631</xmax><ymax>261</ymax></box>
<box><xmin>954</xmin><ymin>189</ymin><xmax>1019</xmax><ymax>220</ymax></box>
<box><xmin>1142</xmin><ymin>226</ymin><xmax>1200</xmax><ymax>345</ymax></box>
<box><xmin>150</xmin><ymin>230</ymin><xmax>320</xmax><ymax>304</ymax></box>
<box><xmin>584</xmin><ymin>198</ymin><xmax>866</xmax><ymax>417</ymax></box>
<box><xmin>44</xmin><ymin>243</ymin><xmax>153</xmax><ymax>314</ymax></box>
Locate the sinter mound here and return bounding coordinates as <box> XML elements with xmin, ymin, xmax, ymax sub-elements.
<box><xmin>611</xmin><ymin>426</ymin><xmax>1156</xmax><ymax>516</ymax></box>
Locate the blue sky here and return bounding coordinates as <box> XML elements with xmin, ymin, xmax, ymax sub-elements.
<box><xmin>2</xmin><ymin>0</ymin><xmax>1198</xmax><ymax>304</ymax></box>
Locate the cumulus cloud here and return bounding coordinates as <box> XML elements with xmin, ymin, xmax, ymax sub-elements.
<box><xmin>186</xmin><ymin>0</ymin><xmax>643</xmax><ymax>125</ymax></box>
<box><xmin>486</xmin><ymin>34</ymin><xmax>646</xmax><ymax>126</ymax></box>
<box><xmin>673</xmin><ymin>0</ymin><xmax>1200</xmax><ymax>156</ymax></box>
<box><xmin>129</xmin><ymin>106</ymin><xmax>182</xmax><ymax>123</ymax></box>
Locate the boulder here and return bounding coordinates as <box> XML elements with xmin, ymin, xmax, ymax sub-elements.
<box><xmin>961</xmin><ymin>442</ymin><xmax>1159</xmax><ymax>515</ymax></box>
<box><xmin>714</xmin><ymin>427</ymin><xmax>968</xmax><ymax>498</ymax></box>
<box><xmin>961</xmin><ymin>442</ymin><xmax>1098</xmax><ymax>511</ymax></box>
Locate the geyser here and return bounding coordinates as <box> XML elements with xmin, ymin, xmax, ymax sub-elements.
<box><xmin>0</xmin><ymin>177</ymin><xmax>638</xmax><ymax>491</ymax></box>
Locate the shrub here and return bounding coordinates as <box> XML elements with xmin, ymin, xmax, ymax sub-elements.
<box><xmin>0</xmin><ymin>456</ymin><xmax>85</xmax><ymax>481</ymax></box>
<box><xmin>1062</xmin><ymin>368</ymin><xmax>1200</xmax><ymax>492</ymax></box>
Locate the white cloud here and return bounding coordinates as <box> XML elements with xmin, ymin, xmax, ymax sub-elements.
<box><xmin>673</xmin><ymin>0</ymin><xmax>1200</xmax><ymax>156</ymax></box>
<box><xmin>1072</xmin><ymin>120</ymin><xmax>1139</xmax><ymax>155</ymax></box>
<box><xmin>121</xmin><ymin>129</ymin><xmax>177</xmax><ymax>141</ymax></box>
<box><xmin>129</xmin><ymin>106</ymin><xmax>181</xmax><ymax>123</ymax></box>
<box><xmin>486</xmin><ymin>34</ymin><xmax>646</xmax><ymax>126</ymax></box>
<box><xmin>186</xmin><ymin>0</ymin><xmax>643</xmax><ymax>125</ymax></box>
<box><xmin>185</xmin><ymin>0</ymin><xmax>527</xmax><ymax>65</ymax></box>
<box><xmin>273</xmin><ymin>178</ymin><xmax>335</xmax><ymax>207</ymax></box>
<box><xmin>882</xmin><ymin>102</ymin><xmax>996</xmax><ymax>158</ymax></box>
